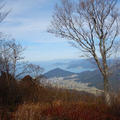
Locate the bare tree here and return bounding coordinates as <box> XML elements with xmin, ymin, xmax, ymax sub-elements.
<box><xmin>0</xmin><ymin>1</ymin><xmax>10</xmax><ymax>23</ymax></box>
<box><xmin>26</xmin><ymin>63</ymin><xmax>44</xmax><ymax>83</ymax></box>
<box><xmin>0</xmin><ymin>1</ymin><xmax>10</xmax><ymax>75</ymax></box>
<box><xmin>7</xmin><ymin>39</ymin><xmax>25</xmax><ymax>77</ymax></box>
<box><xmin>48</xmin><ymin>0</ymin><xmax>120</xmax><ymax>104</ymax></box>
<box><xmin>0</xmin><ymin>38</ymin><xmax>25</xmax><ymax>78</ymax></box>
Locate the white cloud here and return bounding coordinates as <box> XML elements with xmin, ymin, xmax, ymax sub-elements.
<box><xmin>0</xmin><ymin>0</ymin><xmax>58</xmax><ymax>43</ymax></box>
<box><xmin>5</xmin><ymin>0</ymin><xmax>51</xmax><ymax>16</ymax></box>
<box><xmin>0</xmin><ymin>17</ymin><xmax>49</xmax><ymax>32</ymax></box>
<box><xmin>0</xmin><ymin>17</ymin><xmax>66</xmax><ymax>43</ymax></box>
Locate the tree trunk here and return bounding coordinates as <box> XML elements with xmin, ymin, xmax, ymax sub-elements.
<box><xmin>103</xmin><ymin>75</ymin><xmax>111</xmax><ymax>105</ymax></box>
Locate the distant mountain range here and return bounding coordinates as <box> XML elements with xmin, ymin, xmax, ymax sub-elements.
<box><xmin>44</xmin><ymin>67</ymin><xmax>120</xmax><ymax>91</ymax></box>
<box><xmin>35</xmin><ymin>58</ymin><xmax>117</xmax><ymax>73</ymax></box>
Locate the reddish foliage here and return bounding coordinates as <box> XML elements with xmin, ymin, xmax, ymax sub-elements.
<box><xmin>42</xmin><ymin>103</ymin><xmax>120</xmax><ymax>120</ymax></box>
<box><xmin>13</xmin><ymin>102</ymin><xmax>120</xmax><ymax>120</ymax></box>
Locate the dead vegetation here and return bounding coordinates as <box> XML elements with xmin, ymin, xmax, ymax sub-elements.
<box><xmin>0</xmin><ymin>72</ymin><xmax>120</xmax><ymax>120</ymax></box>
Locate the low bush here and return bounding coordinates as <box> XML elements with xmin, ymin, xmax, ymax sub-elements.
<box><xmin>13</xmin><ymin>101</ymin><xmax>120</xmax><ymax>120</ymax></box>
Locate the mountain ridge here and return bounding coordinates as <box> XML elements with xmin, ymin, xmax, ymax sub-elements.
<box><xmin>44</xmin><ymin>68</ymin><xmax>76</xmax><ymax>78</ymax></box>
<box><xmin>44</xmin><ymin>67</ymin><xmax>120</xmax><ymax>91</ymax></box>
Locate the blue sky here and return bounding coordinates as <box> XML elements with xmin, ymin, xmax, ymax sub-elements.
<box><xmin>0</xmin><ymin>0</ymin><xmax>80</xmax><ymax>62</ymax></box>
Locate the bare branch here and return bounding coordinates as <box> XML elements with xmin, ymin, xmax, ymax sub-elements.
<box><xmin>48</xmin><ymin>0</ymin><xmax>120</xmax><ymax>104</ymax></box>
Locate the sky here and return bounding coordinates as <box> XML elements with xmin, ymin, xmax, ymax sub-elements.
<box><xmin>0</xmin><ymin>0</ymin><xmax>80</xmax><ymax>62</ymax></box>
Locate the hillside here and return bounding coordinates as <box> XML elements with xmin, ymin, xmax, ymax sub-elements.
<box><xmin>44</xmin><ymin>68</ymin><xmax>76</xmax><ymax>78</ymax></box>
<box><xmin>44</xmin><ymin>67</ymin><xmax>120</xmax><ymax>91</ymax></box>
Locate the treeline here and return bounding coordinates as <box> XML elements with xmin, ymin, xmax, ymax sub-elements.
<box><xmin>0</xmin><ymin>70</ymin><xmax>96</xmax><ymax>106</ymax></box>
<box><xmin>0</xmin><ymin>71</ymin><xmax>120</xmax><ymax>120</ymax></box>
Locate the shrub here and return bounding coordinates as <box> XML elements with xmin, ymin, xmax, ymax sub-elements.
<box><xmin>13</xmin><ymin>102</ymin><xmax>120</xmax><ymax>120</ymax></box>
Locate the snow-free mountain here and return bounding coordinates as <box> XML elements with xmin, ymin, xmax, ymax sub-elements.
<box><xmin>44</xmin><ymin>67</ymin><xmax>120</xmax><ymax>92</ymax></box>
<box><xmin>44</xmin><ymin>68</ymin><xmax>76</xmax><ymax>78</ymax></box>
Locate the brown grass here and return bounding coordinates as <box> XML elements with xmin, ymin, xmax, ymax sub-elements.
<box><xmin>13</xmin><ymin>101</ymin><xmax>120</xmax><ymax>120</ymax></box>
<box><xmin>0</xmin><ymin>74</ymin><xmax>120</xmax><ymax>120</ymax></box>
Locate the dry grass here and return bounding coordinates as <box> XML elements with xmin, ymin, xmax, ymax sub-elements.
<box><xmin>0</xmin><ymin>75</ymin><xmax>120</xmax><ymax>120</ymax></box>
<box><xmin>1</xmin><ymin>93</ymin><xmax>120</xmax><ymax>120</ymax></box>
<box><xmin>13</xmin><ymin>99</ymin><xmax>120</xmax><ymax>120</ymax></box>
